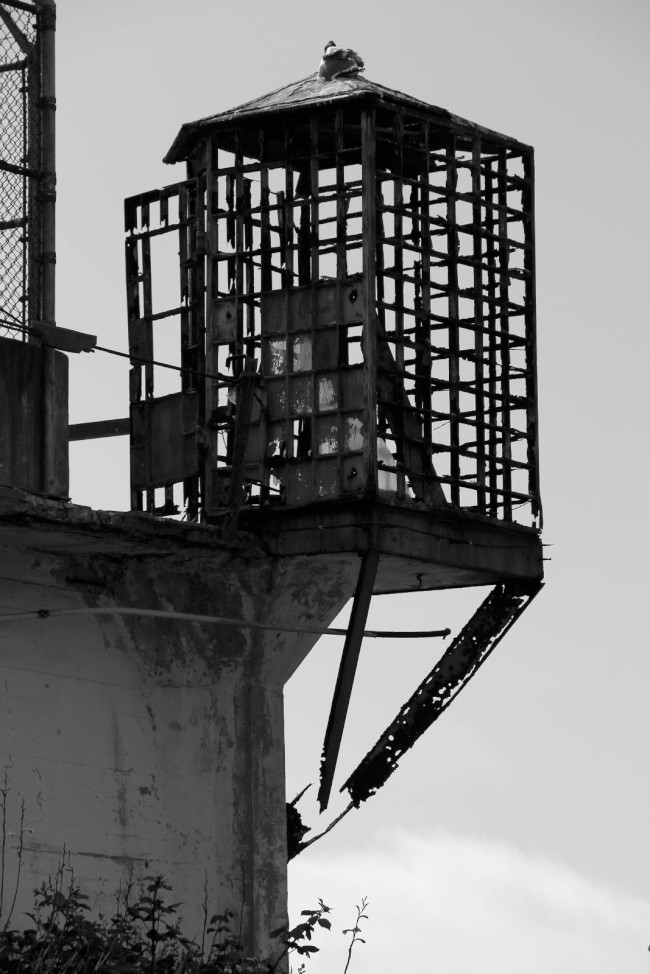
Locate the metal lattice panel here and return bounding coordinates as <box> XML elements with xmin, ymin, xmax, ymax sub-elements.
<box><xmin>125</xmin><ymin>180</ymin><xmax>205</xmax><ymax>517</ymax></box>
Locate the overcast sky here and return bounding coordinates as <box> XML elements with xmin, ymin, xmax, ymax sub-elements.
<box><xmin>56</xmin><ymin>0</ymin><xmax>650</xmax><ymax>970</ymax></box>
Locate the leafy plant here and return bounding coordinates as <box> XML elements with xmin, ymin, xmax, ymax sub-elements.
<box><xmin>270</xmin><ymin>898</ymin><xmax>331</xmax><ymax>972</ymax></box>
<box><xmin>0</xmin><ymin>866</ymin><xmax>341</xmax><ymax>973</ymax></box>
<box><xmin>0</xmin><ymin>783</ymin><xmax>369</xmax><ymax>972</ymax></box>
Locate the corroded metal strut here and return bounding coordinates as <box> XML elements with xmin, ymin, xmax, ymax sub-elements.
<box><xmin>318</xmin><ymin>550</ymin><xmax>380</xmax><ymax>812</ymax></box>
<box><xmin>342</xmin><ymin>580</ymin><xmax>543</xmax><ymax>807</ymax></box>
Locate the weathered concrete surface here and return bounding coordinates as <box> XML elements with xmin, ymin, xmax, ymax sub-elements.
<box><xmin>0</xmin><ymin>338</ymin><xmax>69</xmax><ymax>498</ymax></box>
<box><xmin>0</xmin><ymin>489</ymin><xmax>358</xmax><ymax>962</ymax></box>
<box><xmin>239</xmin><ymin>497</ymin><xmax>544</xmax><ymax>593</ymax></box>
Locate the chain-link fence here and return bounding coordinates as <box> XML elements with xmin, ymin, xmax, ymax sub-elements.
<box><xmin>0</xmin><ymin>1</ymin><xmax>42</xmax><ymax>340</ymax></box>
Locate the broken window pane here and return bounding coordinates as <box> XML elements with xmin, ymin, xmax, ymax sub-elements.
<box><xmin>290</xmin><ymin>376</ymin><xmax>313</xmax><ymax>415</ymax></box>
<box><xmin>292</xmin><ymin>334</ymin><xmax>312</xmax><ymax>372</ymax></box>
<box><xmin>318</xmin><ymin>375</ymin><xmax>338</xmax><ymax>411</ymax></box>
<box><xmin>266</xmin><ymin>422</ymin><xmax>287</xmax><ymax>459</ymax></box>
<box><xmin>345</xmin><ymin>414</ymin><xmax>365</xmax><ymax>451</ymax></box>
<box><xmin>377</xmin><ymin>437</ymin><xmax>398</xmax><ymax>492</ymax></box>
<box><xmin>268</xmin><ymin>339</ymin><xmax>287</xmax><ymax>375</ymax></box>
<box><xmin>317</xmin><ymin>418</ymin><xmax>339</xmax><ymax>455</ymax></box>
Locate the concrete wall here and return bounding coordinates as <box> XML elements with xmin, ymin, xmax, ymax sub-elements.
<box><xmin>0</xmin><ymin>337</ymin><xmax>69</xmax><ymax>497</ymax></box>
<box><xmin>0</xmin><ymin>501</ymin><xmax>357</xmax><ymax>962</ymax></box>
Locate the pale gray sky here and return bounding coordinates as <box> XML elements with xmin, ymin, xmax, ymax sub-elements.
<box><xmin>59</xmin><ymin>0</ymin><xmax>649</xmax><ymax>970</ymax></box>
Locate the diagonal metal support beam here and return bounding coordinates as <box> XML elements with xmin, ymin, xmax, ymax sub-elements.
<box><xmin>376</xmin><ymin>321</ymin><xmax>447</xmax><ymax>507</ymax></box>
<box><xmin>342</xmin><ymin>579</ymin><xmax>543</xmax><ymax>807</ymax></box>
<box><xmin>317</xmin><ymin>549</ymin><xmax>380</xmax><ymax>812</ymax></box>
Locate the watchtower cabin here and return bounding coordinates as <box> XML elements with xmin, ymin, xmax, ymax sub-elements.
<box><xmin>125</xmin><ymin>73</ymin><xmax>542</xmax><ymax>593</ymax></box>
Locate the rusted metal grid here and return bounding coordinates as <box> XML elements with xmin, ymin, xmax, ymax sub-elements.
<box><xmin>125</xmin><ymin>108</ymin><xmax>375</xmax><ymax>517</ymax></box>
<box><xmin>125</xmin><ymin>97</ymin><xmax>540</xmax><ymax>527</ymax></box>
<box><xmin>372</xmin><ymin>110</ymin><xmax>539</xmax><ymax>525</ymax></box>
<box><xmin>0</xmin><ymin>0</ymin><xmax>42</xmax><ymax>340</ymax></box>
<box><xmin>202</xmin><ymin>109</ymin><xmax>376</xmax><ymax>515</ymax></box>
<box><xmin>125</xmin><ymin>180</ymin><xmax>205</xmax><ymax>517</ymax></box>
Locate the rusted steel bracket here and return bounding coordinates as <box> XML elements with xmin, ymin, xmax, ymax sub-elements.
<box><xmin>69</xmin><ymin>418</ymin><xmax>130</xmax><ymax>441</ymax></box>
<box><xmin>32</xmin><ymin>321</ymin><xmax>97</xmax><ymax>353</ymax></box>
<box><xmin>342</xmin><ymin>579</ymin><xmax>543</xmax><ymax>806</ymax></box>
<box><xmin>317</xmin><ymin>549</ymin><xmax>380</xmax><ymax>811</ymax></box>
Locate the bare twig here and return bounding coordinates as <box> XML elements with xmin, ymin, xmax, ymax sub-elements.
<box><xmin>0</xmin><ymin>774</ymin><xmax>7</xmax><ymax>920</ymax></box>
<box><xmin>200</xmin><ymin>872</ymin><xmax>209</xmax><ymax>964</ymax></box>
<box><xmin>295</xmin><ymin>801</ymin><xmax>354</xmax><ymax>855</ymax></box>
<box><xmin>3</xmin><ymin>798</ymin><xmax>32</xmax><ymax>930</ymax></box>
<box><xmin>342</xmin><ymin>896</ymin><xmax>369</xmax><ymax>974</ymax></box>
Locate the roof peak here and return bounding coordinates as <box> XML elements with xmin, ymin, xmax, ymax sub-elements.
<box><xmin>163</xmin><ymin>73</ymin><xmax>529</xmax><ymax>166</ymax></box>
<box><xmin>164</xmin><ymin>73</ymin><xmax>447</xmax><ymax>164</ymax></box>
<box><xmin>214</xmin><ymin>71</ymin><xmax>370</xmax><ymax>118</ymax></box>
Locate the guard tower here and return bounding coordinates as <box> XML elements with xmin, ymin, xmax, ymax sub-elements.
<box><xmin>125</xmin><ymin>72</ymin><xmax>543</xmax><ymax>810</ymax></box>
<box><xmin>0</xmin><ymin>58</ymin><xmax>543</xmax><ymax>966</ymax></box>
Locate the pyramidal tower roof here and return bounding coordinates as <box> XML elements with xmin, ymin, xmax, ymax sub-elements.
<box><xmin>165</xmin><ymin>73</ymin><xmax>498</xmax><ymax>165</ymax></box>
<box><xmin>164</xmin><ymin>72</ymin><xmax>530</xmax><ymax>165</ymax></box>
<box><xmin>164</xmin><ymin>73</ymin><xmax>440</xmax><ymax>164</ymax></box>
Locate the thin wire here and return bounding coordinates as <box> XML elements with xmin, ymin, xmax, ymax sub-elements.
<box><xmin>0</xmin><ymin>309</ymin><xmax>22</xmax><ymax>324</ymax></box>
<box><xmin>0</xmin><ymin>605</ymin><xmax>451</xmax><ymax>640</ymax></box>
<box><xmin>93</xmin><ymin>343</ymin><xmax>233</xmax><ymax>385</ymax></box>
<box><xmin>1</xmin><ymin>318</ymin><xmax>237</xmax><ymax>387</ymax></box>
<box><xmin>4</xmin><ymin>323</ymin><xmax>539</xmax><ymax>526</ymax></box>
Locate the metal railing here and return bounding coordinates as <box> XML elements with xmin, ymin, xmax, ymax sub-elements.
<box><xmin>0</xmin><ymin>0</ymin><xmax>55</xmax><ymax>341</ymax></box>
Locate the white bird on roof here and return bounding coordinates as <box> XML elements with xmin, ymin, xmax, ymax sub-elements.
<box><xmin>318</xmin><ymin>40</ymin><xmax>365</xmax><ymax>81</ymax></box>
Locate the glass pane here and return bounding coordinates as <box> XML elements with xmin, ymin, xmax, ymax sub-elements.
<box><xmin>345</xmin><ymin>414</ymin><xmax>365</xmax><ymax>452</ymax></box>
<box><xmin>292</xmin><ymin>334</ymin><xmax>312</xmax><ymax>372</ymax></box>
<box><xmin>289</xmin><ymin>375</ymin><xmax>313</xmax><ymax>415</ymax></box>
<box><xmin>317</xmin><ymin>419</ymin><xmax>339</xmax><ymax>455</ymax></box>
<box><xmin>268</xmin><ymin>339</ymin><xmax>287</xmax><ymax>375</ymax></box>
<box><xmin>318</xmin><ymin>375</ymin><xmax>338</xmax><ymax>411</ymax></box>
